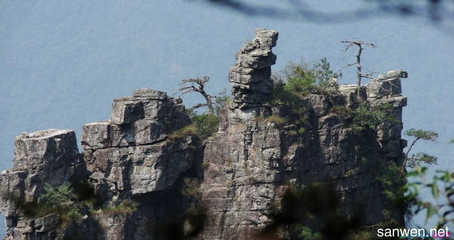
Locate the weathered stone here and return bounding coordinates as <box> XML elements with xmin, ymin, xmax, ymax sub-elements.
<box><xmin>81</xmin><ymin>119</ymin><xmax>167</xmax><ymax>151</ymax></box>
<box><xmin>83</xmin><ymin>89</ymin><xmax>189</xmax><ymax>152</ymax></box>
<box><xmin>133</xmin><ymin>119</ymin><xmax>166</xmax><ymax>145</ymax></box>
<box><xmin>199</xmin><ymin>31</ymin><xmax>407</xmax><ymax>240</ymax></box>
<box><xmin>229</xmin><ymin>29</ymin><xmax>278</xmax><ymax>110</ymax></box>
<box><xmin>339</xmin><ymin>84</ymin><xmax>367</xmax><ymax>107</ymax></box>
<box><xmin>132</xmin><ymin>88</ymin><xmax>168</xmax><ymax>100</ymax></box>
<box><xmin>111</xmin><ymin>99</ymin><xmax>144</xmax><ymax>125</ymax></box>
<box><xmin>34</xmin><ymin>214</ymin><xmax>60</xmax><ymax>233</ymax></box>
<box><xmin>1</xmin><ymin>29</ymin><xmax>407</xmax><ymax>240</ymax></box>
<box><xmin>0</xmin><ymin>130</ymin><xmax>83</xmax><ymax>240</ymax></box>
<box><xmin>367</xmin><ymin>72</ymin><xmax>402</xmax><ymax>99</ymax></box>
<box><xmin>86</xmin><ymin>138</ymin><xmax>196</xmax><ymax>197</ymax></box>
<box><xmin>13</xmin><ymin>129</ymin><xmax>78</xmax><ymax>171</ymax></box>
<box><xmin>81</xmin><ymin>121</ymin><xmax>111</xmax><ymax>149</ymax></box>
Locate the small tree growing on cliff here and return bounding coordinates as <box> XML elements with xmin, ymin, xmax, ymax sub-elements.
<box><xmin>177</xmin><ymin>76</ymin><xmax>230</xmax><ymax>140</ymax></box>
<box><xmin>402</xmin><ymin>128</ymin><xmax>438</xmax><ymax>171</ymax></box>
<box><xmin>273</xmin><ymin>57</ymin><xmax>341</xmax><ymax>97</ymax></box>
<box><xmin>340</xmin><ymin>40</ymin><xmax>376</xmax><ymax>94</ymax></box>
<box><xmin>179</xmin><ymin>76</ymin><xmax>215</xmax><ymax>115</ymax></box>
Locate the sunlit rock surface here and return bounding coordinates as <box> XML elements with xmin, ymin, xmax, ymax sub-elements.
<box><xmin>0</xmin><ymin>29</ymin><xmax>406</xmax><ymax>240</ymax></box>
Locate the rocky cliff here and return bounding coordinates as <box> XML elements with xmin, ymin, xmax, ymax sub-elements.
<box><xmin>0</xmin><ymin>29</ymin><xmax>407</xmax><ymax>240</ymax></box>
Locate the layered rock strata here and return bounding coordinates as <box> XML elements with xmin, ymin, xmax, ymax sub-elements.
<box><xmin>0</xmin><ymin>90</ymin><xmax>201</xmax><ymax>240</ymax></box>
<box><xmin>200</xmin><ymin>32</ymin><xmax>407</xmax><ymax>239</ymax></box>
<box><xmin>0</xmin><ymin>29</ymin><xmax>407</xmax><ymax>240</ymax></box>
<box><xmin>229</xmin><ymin>29</ymin><xmax>278</xmax><ymax>109</ymax></box>
<box><xmin>0</xmin><ymin>129</ymin><xmax>84</xmax><ymax>240</ymax></box>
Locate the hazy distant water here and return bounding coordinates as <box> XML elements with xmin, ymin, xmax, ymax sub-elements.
<box><xmin>0</xmin><ymin>215</ymin><xmax>4</xmax><ymax>236</ymax></box>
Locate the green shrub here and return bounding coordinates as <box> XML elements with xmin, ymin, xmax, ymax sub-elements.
<box><xmin>191</xmin><ymin>114</ymin><xmax>219</xmax><ymax>140</ymax></box>
<box><xmin>405</xmin><ymin>128</ymin><xmax>438</xmax><ymax>141</ymax></box>
<box><xmin>377</xmin><ymin>162</ymin><xmax>410</xmax><ymax>211</ymax></box>
<box><xmin>405</xmin><ymin>167</ymin><xmax>454</xmax><ymax>227</ymax></box>
<box><xmin>170</xmin><ymin>113</ymin><xmax>219</xmax><ymax>141</ymax></box>
<box><xmin>284</xmin><ymin>64</ymin><xmax>317</xmax><ymax>95</ymax></box>
<box><xmin>266</xmin><ymin>58</ymin><xmax>340</xmax><ymax>134</ymax></box>
<box><xmin>352</xmin><ymin>103</ymin><xmax>396</xmax><ymax>133</ymax></box>
<box><xmin>313</xmin><ymin>57</ymin><xmax>341</xmax><ymax>91</ymax></box>
<box><xmin>6</xmin><ymin>183</ymin><xmax>87</xmax><ymax>228</ymax></box>
<box><xmin>102</xmin><ymin>199</ymin><xmax>138</xmax><ymax>216</ymax></box>
<box><xmin>40</xmin><ymin>183</ymin><xmax>75</xmax><ymax>206</ymax></box>
<box><xmin>276</xmin><ymin>57</ymin><xmax>340</xmax><ymax>97</ymax></box>
<box><xmin>168</xmin><ymin>124</ymin><xmax>198</xmax><ymax>140</ymax></box>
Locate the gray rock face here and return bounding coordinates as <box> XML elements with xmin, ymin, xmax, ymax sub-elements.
<box><xmin>82</xmin><ymin>89</ymin><xmax>195</xmax><ymax>198</ymax></box>
<box><xmin>199</xmin><ymin>31</ymin><xmax>407</xmax><ymax>239</ymax></box>
<box><xmin>229</xmin><ymin>29</ymin><xmax>278</xmax><ymax>109</ymax></box>
<box><xmin>200</xmin><ymin>83</ymin><xmax>407</xmax><ymax>239</ymax></box>
<box><xmin>0</xmin><ymin>90</ymin><xmax>199</xmax><ymax>240</ymax></box>
<box><xmin>80</xmin><ymin>90</ymin><xmax>198</xmax><ymax>240</ymax></box>
<box><xmin>0</xmin><ymin>129</ymin><xmax>83</xmax><ymax>240</ymax></box>
<box><xmin>0</xmin><ymin>29</ymin><xmax>407</xmax><ymax>240</ymax></box>
<box><xmin>82</xmin><ymin>89</ymin><xmax>190</xmax><ymax>150</ymax></box>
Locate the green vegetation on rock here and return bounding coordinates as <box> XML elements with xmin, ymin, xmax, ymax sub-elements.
<box><xmin>102</xmin><ymin>199</ymin><xmax>138</xmax><ymax>216</ymax></box>
<box><xmin>351</xmin><ymin>102</ymin><xmax>396</xmax><ymax>133</ymax></box>
<box><xmin>274</xmin><ymin>57</ymin><xmax>341</xmax><ymax>97</ymax></box>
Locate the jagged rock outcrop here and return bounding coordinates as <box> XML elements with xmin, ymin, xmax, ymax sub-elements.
<box><xmin>0</xmin><ymin>29</ymin><xmax>407</xmax><ymax>240</ymax></box>
<box><xmin>0</xmin><ymin>90</ymin><xmax>201</xmax><ymax>240</ymax></box>
<box><xmin>0</xmin><ymin>129</ymin><xmax>84</xmax><ymax>240</ymax></box>
<box><xmin>81</xmin><ymin>89</ymin><xmax>194</xmax><ymax>197</ymax></box>
<box><xmin>229</xmin><ymin>29</ymin><xmax>278</xmax><ymax>109</ymax></box>
<box><xmin>200</xmin><ymin>31</ymin><xmax>407</xmax><ymax>239</ymax></box>
<box><xmin>81</xmin><ymin>89</ymin><xmax>202</xmax><ymax>240</ymax></box>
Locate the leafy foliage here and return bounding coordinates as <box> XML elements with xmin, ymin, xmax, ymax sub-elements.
<box><xmin>12</xmin><ymin>183</ymin><xmax>86</xmax><ymax>227</ymax></box>
<box><xmin>102</xmin><ymin>199</ymin><xmax>138</xmax><ymax>216</ymax></box>
<box><xmin>404</xmin><ymin>128</ymin><xmax>439</xmax><ymax>170</ymax></box>
<box><xmin>170</xmin><ymin>112</ymin><xmax>220</xmax><ymax>141</ymax></box>
<box><xmin>191</xmin><ymin>114</ymin><xmax>220</xmax><ymax>140</ymax></box>
<box><xmin>406</xmin><ymin>152</ymin><xmax>438</xmax><ymax>168</ymax></box>
<box><xmin>283</xmin><ymin>64</ymin><xmax>317</xmax><ymax>95</ymax></box>
<box><xmin>276</xmin><ymin>57</ymin><xmax>341</xmax><ymax>96</ymax></box>
<box><xmin>387</xmin><ymin>131</ymin><xmax>454</xmax><ymax>233</ymax></box>
<box><xmin>174</xmin><ymin>88</ymin><xmax>229</xmax><ymax>141</ymax></box>
<box><xmin>263</xmin><ymin>58</ymin><xmax>341</xmax><ymax>137</ymax></box>
<box><xmin>8</xmin><ymin>180</ymin><xmax>140</xmax><ymax>232</ymax></box>
<box><xmin>377</xmin><ymin>162</ymin><xmax>412</xmax><ymax>212</ymax></box>
<box><xmin>405</xmin><ymin>128</ymin><xmax>439</xmax><ymax>141</ymax></box>
<box><xmin>406</xmin><ymin>167</ymin><xmax>454</xmax><ymax>227</ymax></box>
<box><xmin>40</xmin><ymin>183</ymin><xmax>75</xmax><ymax>207</ymax></box>
<box><xmin>351</xmin><ymin>103</ymin><xmax>396</xmax><ymax>133</ymax></box>
<box><xmin>314</xmin><ymin>58</ymin><xmax>342</xmax><ymax>90</ymax></box>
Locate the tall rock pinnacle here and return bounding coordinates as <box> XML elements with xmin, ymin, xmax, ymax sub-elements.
<box><xmin>229</xmin><ymin>29</ymin><xmax>278</xmax><ymax>109</ymax></box>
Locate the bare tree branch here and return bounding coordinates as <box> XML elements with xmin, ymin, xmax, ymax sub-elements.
<box><xmin>340</xmin><ymin>40</ymin><xmax>376</xmax><ymax>96</ymax></box>
<box><xmin>190</xmin><ymin>103</ymin><xmax>209</xmax><ymax>111</ymax></box>
<box><xmin>179</xmin><ymin>76</ymin><xmax>215</xmax><ymax>114</ymax></box>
